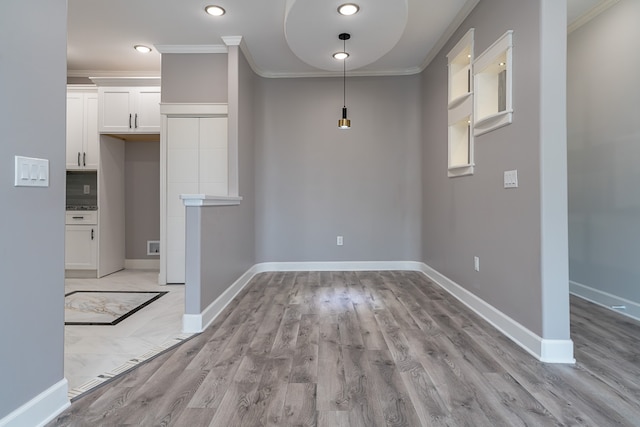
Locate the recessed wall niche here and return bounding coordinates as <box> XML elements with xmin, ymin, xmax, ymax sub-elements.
<box><xmin>447</xmin><ymin>28</ymin><xmax>475</xmax><ymax>177</ymax></box>
<box><xmin>473</xmin><ymin>30</ymin><xmax>513</xmax><ymax>136</ymax></box>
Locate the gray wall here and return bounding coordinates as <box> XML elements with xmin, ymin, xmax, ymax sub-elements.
<box><xmin>421</xmin><ymin>0</ymin><xmax>569</xmax><ymax>337</ymax></box>
<box><xmin>161</xmin><ymin>53</ymin><xmax>228</xmax><ymax>103</ymax></box>
<box><xmin>166</xmin><ymin>47</ymin><xmax>256</xmax><ymax>313</ymax></box>
<box><xmin>568</xmin><ymin>0</ymin><xmax>640</xmax><ymax>302</ymax></box>
<box><xmin>254</xmin><ymin>75</ymin><xmax>422</xmax><ymax>262</ymax></box>
<box><xmin>0</xmin><ymin>0</ymin><xmax>67</xmax><ymax>419</ymax></box>
<box><xmin>198</xmin><ymin>46</ymin><xmax>256</xmax><ymax>311</ymax></box>
<box><xmin>125</xmin><ymin>141</ymin><xmax>160</xmax><ymax>260</ymax></box>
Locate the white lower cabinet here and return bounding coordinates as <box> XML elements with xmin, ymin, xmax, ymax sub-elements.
<box><xmin>65</xmin><ymin>225</ymin><xmax>98</xmax><ymax>270</ymax></box>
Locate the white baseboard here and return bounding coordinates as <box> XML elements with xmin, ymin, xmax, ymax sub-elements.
<box><xmin>193</xmin><ymin>260</ymin><xmax>573</xmax><ymax>363</ymax></box>
<box><xmin>0</xmin><ymin>379</ymin><xmax>69</xmax><ymax>427</ymax></box>
<box><xmin>182</xmin><ymin>265</ymin><xmax>261</xmax><ymax>333</ymax></box>
<box><xmin>226</xmin><ymin>261</ymin><xmax>575</xmax><ymax>363</ymax></box>
<box><xmin>254</xmin><ymin>260</ymin><xmax>423</xmax><ymax>272</ymax></box>
<box><xmin>124</xmin><ymin>259</ymin><xmax>160</xmax><ymax>270</ymax></box>
<box><xmin>415</xmin><ymin>263</ymin><xmax>574</xmax><ymax>364</ymax></box>
<box><xmin>570</xmin><ymin>280</ymin><xmax>640</xmax><ymax>322</ymax></box>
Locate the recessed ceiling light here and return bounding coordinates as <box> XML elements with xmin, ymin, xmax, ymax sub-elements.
<box><xmin>338</xmin><ymin>3</ymin><xmax>359</xmax><ymax>16</ymax></box>
<box><xmin>205</xmin><ymin>5</ymin><xmax>226</xmax><ymax>16</ymax></box>
<box><xmin>333</xmin><ymin>52</ymin><xmax>349</xmax><ymax>60</ymax></box>
<box><xmin>134</xmin><ymin>45</ymin><xmax>152</xmax><ymax>53</ymax></box>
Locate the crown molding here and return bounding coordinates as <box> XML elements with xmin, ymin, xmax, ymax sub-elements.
<box><xmin>67</xmin><ymin>70</ymin><xmax>160</xmax><ymax>78</ymax></box>
<box><xmin>154</xmin><ymin>44</ymin><xmax>228</xmax><ymax>54</ymax></box>
<box><xmin>568</xmin><ymin>0</ymin><xmax>620</xmax><ymax>34</ymax></box>
<box><xmin>89</xmin><ymin>76</ymin><xmax>161</xmax><ymax>86</ymax></box>
<box><xmin>221</xmin><ymin>36</ymin><xmax>242</xmax><ymax>46</ymax></box>
<box><xmin>419</xmin><ymin>0</ymin><xmax>481</xmax><ymax>73</ymax></box>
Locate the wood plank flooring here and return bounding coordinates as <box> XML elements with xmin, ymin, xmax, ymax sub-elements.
<box><xmin>48</xmin><ymin>271</ymin><xmax>640</xmax><ymax>426</ymax></box>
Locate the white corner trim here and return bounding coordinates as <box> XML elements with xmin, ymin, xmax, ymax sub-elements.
<box><xmin>180</xmin><ymin>194</ymin><xmax>243</xmax><ymax>207</ymax></box>
<box><xmin>570</xmin><ymin>280</ymin><xmax>640</xmax><ymax>322</ymax></box>
<box><xmin>416</xmin><ymin>263</ymin><xmax>575</xmax><ymax>364</ymax></box>
<box><xmin>540</xmin><ymin>339</ymin><xmax>576</xmax><ymax>364</ymax></box>
<box><xmin>221</xmin><ymin>36</ymin><xmax>242</xmax><ymax>46</ymax></box>
<box><xmin>124</xmin><ymin>259</ymin><xmax>160</xmax><ymax>270</ymax></box>
<box><xmin>0</xmin><ymin>379</ymin><xmax>69</xmax><ymax>427</ymax></box>
<box><xmin>182</xmin><ymin>265</ymin><xmax>260</xmax><ymax>333</ymax></box>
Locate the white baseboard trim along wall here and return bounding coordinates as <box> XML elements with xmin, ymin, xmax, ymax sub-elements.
<box><xmin>570</xmin><ymin>280</ymin><xmax>640</xmax><ymax>322</ymax></box>
<box><xmin>183</xmin><ymin>266</ymin><xmax>260</xmax><ymax>333</ymax></box>
<box><xmin>184</xmin><ymin>260</ymin><xmax>575</xmax><ymax>364</ymax></box>
<box><xmin>0</xmin><ymin>379</ymin><xmax>69</xmax><ymax>427</ymax></box>
<box><xmin>8</xmin><ymin>260</ymin><xmax>577</xmax><ymax>427</ymax></box>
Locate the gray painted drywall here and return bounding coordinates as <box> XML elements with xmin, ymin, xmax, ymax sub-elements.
<box><xmin>421</xmin><ymin>0</ymin><xmax>569</xmax><ymax>337</ymax></box>
<box><xmin>568</xmin><ymin>0</ymin><xmax>640</xmax><ymax>302</ymax></box>
<box><xmin>168</xmin><ymin>47</ymin><xmax>255</xmax><ymax>314</ymax></box>
<box><xmin>0</xmin><ymin>0</ymin><xmax>67</xmax><ymax>419</ymax></box>
<box><xmin>125</xmin><ymin>141</ymin><xmax>160</xmax><ymax>260</ymax></box>
<box><xmin>254</xmin><ymin>75</ymin><xmax>422</xmax><ymax>262</ymax></box>
<box><xmin>194</xmin><ymin>46</ymin><xmax>256</xmax><ymax>312</ymax></box>
<box><xmin>161</xmin><ymin>53</ymin><xmax>228</xmax><ymax>103</ymax></box>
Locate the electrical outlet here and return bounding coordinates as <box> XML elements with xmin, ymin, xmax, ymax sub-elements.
<box><xmin>474</xmin><ymin>256</ymin><xmax>480</xmax><ymax>272</ymax></box>
<box><xmin>83</xmin><ymin>184</ymin><xmax>91</xmax><ymax>194</ymax></box>
<box><xmin>337</xmin><ymin>236</ymin><xmax>344</xmax><ymax>246</ymax></box>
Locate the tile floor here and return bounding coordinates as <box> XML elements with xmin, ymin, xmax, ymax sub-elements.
<box><xmin>64</xmin><ymin>269</ymin><xmax>191</xmax><ymax>398</ymax></box>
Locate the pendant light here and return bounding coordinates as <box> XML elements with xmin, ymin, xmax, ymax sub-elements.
<box><xmin>337</xmin><ymin>33</ymin><xmax>351</xmax><ymax>129</ymax></box>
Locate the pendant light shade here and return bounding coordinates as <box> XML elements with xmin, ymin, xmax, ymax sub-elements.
<box><xmin>338</xmin><ymin>107</ymin><xmax>351</xmax><ymax>129</ymax></box>
<box><xmin>337</xmin><ymin>33</ymin><xmax>351</xmax><ymax>129</ymax></box>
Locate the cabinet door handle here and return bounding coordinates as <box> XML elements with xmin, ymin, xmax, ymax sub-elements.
<box><xmin>77</xmin><ymin>152</ymin><xmax>81</xmax><ymax>167</ymax></box>
<box><xmin>135</xmin><ymin>113</ymin><xmax>138</xmax><ymax>128</ymax></box>
<box><xmin>129</xmin><ymin>113</ymin><xmax>132</xmax><ymax>129</ymax></box>
<box><xmin>72</xmin><ymin>216</ymin><xmax>84</xmax><ymax>219</ymax></box>
<box><xmin>91</xmin><ymin>229</ymin><xmax>94</xmax><ymax>240</ymax></box>
<box><xmin>83</xmin><ymin>152</ymin><xmax>86</xmax><ymax>167</ymax></box>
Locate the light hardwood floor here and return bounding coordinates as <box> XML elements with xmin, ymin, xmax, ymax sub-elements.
<box><xmin>49</xmin><ymin>271</ymin><xmax>640</xmax><ymax>426</ymax></box>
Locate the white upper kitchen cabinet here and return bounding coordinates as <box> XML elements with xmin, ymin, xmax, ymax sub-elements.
<box><xmin>66</xmin><ymin>86</ymin><xmax>99</xmax><ymax>170</ymax></box>
<box><xmin>97</xmin><ymin>84</ymin><xmax>161</xmax><ymax>134</ymax></box>
<box><xmin>91</xmin><ymin>77</ymin><xmax>160</xmax><ymax>135</ymax></box>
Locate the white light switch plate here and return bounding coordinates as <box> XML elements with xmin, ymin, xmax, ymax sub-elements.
<box><xmin>504</xmin><ymin>169</ymin><xmax>518</xmax><ymax>188</ymax></box>
<box><xmin>15</xmin><ymin>156</ymin><xmax>49</xmax><ymax>187</ymax></box>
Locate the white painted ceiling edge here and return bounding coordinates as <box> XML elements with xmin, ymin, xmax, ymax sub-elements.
<box><xmin>140</xmin><ymin>0</ymin><xmax>477</xmax><ymax>80</ymax></box>
<box><xmin>66</xmin><ymin>0</ymin><xmax>618</xmax><ymax>80</ymax></box>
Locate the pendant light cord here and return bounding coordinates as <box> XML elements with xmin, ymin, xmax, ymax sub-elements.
<box><xmin>343</xmin><ymin>36</ymin><xmax>346</xmax><ymax>108</ymax></box>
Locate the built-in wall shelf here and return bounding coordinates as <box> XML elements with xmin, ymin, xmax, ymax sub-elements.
<box><xmin>474</xmin><ymin>110</ymin><xmax>513</xmax><ymax>135</ymax></box>
<box><xmin>473</xmin><ymin>30</ymin><xmax>513</xmax><ymax>136</ymax></box>
<box><xmin>447</xmin><ymin>28</ymin><xmax>475</xmax><ymax>178</ymax></box>
<box><xmin>448</xmin><ymin>92</ymin><xmax>473</xmax><ymax>110</ymax></box>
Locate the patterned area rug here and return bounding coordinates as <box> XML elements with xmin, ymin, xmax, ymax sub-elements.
<box><xmin>65</xmin><ymin>291</ymin><xmax>168</xmax><ymax>325</ymax></box>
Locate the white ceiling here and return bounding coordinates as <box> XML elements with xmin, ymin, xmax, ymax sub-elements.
<box><xmin>66</xmin><ymin>0</ymin><xmax>614</xmax><ymax>79</ymax></box>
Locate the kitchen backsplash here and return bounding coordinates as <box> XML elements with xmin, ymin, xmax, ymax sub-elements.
<box><xmin>66</xmin><ymin>170</ymin><xmax>97</xmax><ymax>208</ymax></box>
